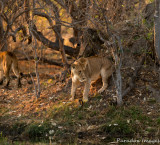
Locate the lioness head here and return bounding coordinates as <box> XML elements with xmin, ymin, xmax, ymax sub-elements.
<box><xmin>71</xmin><ymin>58</ymin><xmax>88</xmax><ymax>82</ymax></box>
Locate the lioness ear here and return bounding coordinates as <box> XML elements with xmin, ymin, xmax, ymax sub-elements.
<box><xmin>79</xmin><ymin>58</ymin><xmax>86</xmax><ymax>63</ymax></box>
<box><xmin>79</xmin><ymin>58</ymin><xmax>87</xmax><ymax>69</ymax></box>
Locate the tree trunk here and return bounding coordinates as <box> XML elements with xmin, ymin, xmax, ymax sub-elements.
<box><xmin>0</xmin><ymin>16</ymin><xmax>4</xmax><ymax>49</ymax></box>
<box><xmin>154</xmin><ymin>0</ymin><xmax>160</xmax><ymax>101</ymax></box>
<box><xmin>0</xmin><ymin>1</ymin><xmax>7</xmax><ymax>50</ymax></box>
<box><xmin>0</xmin><ymin>16</ymin><xmax>7</xmax><ymax>51</ymax></box>
<box><xmin>41</xmin><ymin>0</ymin><xmax>69</xmax><ymax>67</ymax></box>
<box><xmin>154</xmin><ymin>0</ymin><xmax>160</xmax><ymax>61</ymax></box>
<box><xmin>25</xmin><ymin>0</ymin><xmax>30</xmax><ymax>23</ymax></box>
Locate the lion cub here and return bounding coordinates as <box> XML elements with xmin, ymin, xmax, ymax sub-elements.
<box><xmin>71</xmin><ymin>56</ymin><xmax>113</xmax><ymax>102</ymax></box>
<box><xmin>0</xmin><ymin>51</ymin><xmax>22</xmax><ymax>88</ymax></box>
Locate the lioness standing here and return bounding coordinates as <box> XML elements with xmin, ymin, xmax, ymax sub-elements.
<box><xmin>71</xmin><ymin>56</ymin><xmax>113</xmax><ymax>102</ymax></box>
<box><xmin>0</xmin><ymin>51</ymin><xmax>22</xmax><ymax>88</ymax></box>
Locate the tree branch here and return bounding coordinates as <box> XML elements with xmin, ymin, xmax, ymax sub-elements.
<box><xmin>19</xmin><ymin>56</ymin><xmax>63</xmax><ymax>67</ymax></box>
<box><xmin>31</xmin><ymin>25</ymin><xmax>79</xmax><ymax>57</ymax></box>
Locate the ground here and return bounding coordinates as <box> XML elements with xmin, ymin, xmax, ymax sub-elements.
<box><xmin>0</xmin><ymin>47</ymin><xmax>160</xmax><ymax>144</ymax></box>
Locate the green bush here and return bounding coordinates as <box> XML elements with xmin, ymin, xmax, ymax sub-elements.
<box><xmin>102</xmin><ymin>120</ymin><xmax>134</xmax><ymax>137</ymax></box>
<box><xmin>26</xmin><ymin>122</ymin><xmax>51</xmax><ymax>141</ymax></box>
<box><xmin>157</xmin><ymin>117</ymin><xmax>160</xmax><ymax>125</ymax></box>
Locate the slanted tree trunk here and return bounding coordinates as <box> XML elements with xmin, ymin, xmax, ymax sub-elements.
<box><xmin>25</xmin><ymin>0</ymin><xmax>32</xmax><ymax>44</ymax></box>
<box><xmin>42</xmin><ymin>0</ymin><xmax>69</xmax><ymax>68</ymax></box>
<box><xmin>25</xmin><ymin>0</ymin><xmax>30</xmax><ymax>23</ymax></box>
<box><xmin>0</xmin><ymin>1</ymin><xmax>7</xmax><ymax>51</ymax></box>
<box><xmin>0</xmin><ymin>16</ymin><xmax>5</xmax><ymax>50</ymax></box>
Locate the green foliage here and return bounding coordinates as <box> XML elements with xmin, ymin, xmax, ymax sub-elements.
<box><xmin>0</xmin><ymin>132</ymin><xmax>10</xmax><ymax>145</ymax></box>
<box><xmin>90</xmin><ymin>110</ymin><xmax>97</xmax><ymax>117</ymax></box>
<box><xmin>62</xmin><ymin>106</ymin><xmax>74</xmax><ymax>121</ymax></box>
<box><xmin>12</xmin><ymin>122</ymin><xmax>26</xmax><ymax>135</ymax></box>
<box><xmin>78</xmin><ymin>113</ymin><xmax>84</xmax><ymax>120</ymax></box>
<box><xmin>133</xmin><ymin>35</ymin><xmax>140</xmax><ymax>40</ymax></box>
<box><xmin>25</xmin><ymin>122</ymin><xmax>51</xmax><ymax>141</ymax></box>
<box><xmin>142</xmin><ymin>18</ymin><xmax>147</xmax><ymax>25</ymax></box>
<box><xmin>142</xmin><ymin>16</ymin><xmax>154</xmax><ymax>29</ymax></box>
<box><xmin>157</xmin><ymin>117</ymin><xmax>160</xmax><ymax>125</ymax></box>
<box><xmin>101</xmin><ymin>106</ymin><xmax>152</xmax><ymax>138</ymax></box>
<box><xmin>146</xmin><ymin>32</ymin><xmax>153</xmax><ymax>40</ymax></box>
<box><xmin>149</xmin><ymin>0</ymin><xmax>154</xmax><ymax>3</ymax></box>
<box><xmin>102</xmin><ymin>120</ymin><xmax>134</xmax><ymax>137</ymax></box>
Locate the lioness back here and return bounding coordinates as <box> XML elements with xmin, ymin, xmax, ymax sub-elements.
<box><xmin>84</xmin><ymin>57</ymin><xmax>112</xmax><ymax>80</ymax></box>
<box><xmin>0</xmin><ymin>51</ymin><xmax>17</xmax><ymax>62</ymax></box>
<box><xmin>71</xmin><ymin>56</ymin><xmax>113</xmax><ymax>102</ymax></box>
<box><xmin>0</xmin><ymin>51</ymin><xmax>22</xmax><ymax>88</ymax></box>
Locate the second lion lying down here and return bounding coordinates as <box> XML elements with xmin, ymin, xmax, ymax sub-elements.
<box><xmin>71</xmin><ymin>56</ymin><xmax>113</xmax><ymax>102</ymax></box>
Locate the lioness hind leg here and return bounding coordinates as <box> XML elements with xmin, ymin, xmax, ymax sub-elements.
<box><xmin>98</xmin><ymin>68</ymin><xmax>112</xmax><ymax>93</ymax></box>
<box><xmin>0</xmin><ymin>79</ymin><xmax>3</xmax><ymax>85</ymax></box>
<box><xmin>0</xmin><ymin>71</ymin><xmax>3</xmax><ymax>85</ymax></box>
<box><xmin>3</xmin><ymin>63</ymin><xmax>11</xmax><ymax>87</ymax></box>
<box><xmin>12</xmin><ymin>61</ymin><xmax>22</xmax><ymax>88</ymax></box>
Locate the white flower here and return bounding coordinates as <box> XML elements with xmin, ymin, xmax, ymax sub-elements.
<box><xmin>49</xmin><ymin>130</ymin><xmax>55</xmax><ymax>134</ymax></box>
<box><xmin>51</xmin><ymin>122</ymin><xmax>57</xmax><ymax>126</ymax></box>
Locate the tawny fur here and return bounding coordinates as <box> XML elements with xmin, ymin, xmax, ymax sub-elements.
<box><xmin>71</xmin><ymin>56</ymin><xmax>113</xmax><ymax>102</ymax></box>
<box><xmin>0</xmin><ymin>51</ymin><xmax>22</xmax><ymax>87</ymax></box>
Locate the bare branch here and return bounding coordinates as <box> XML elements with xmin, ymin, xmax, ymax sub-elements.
<box><xmin>31</xmin><ymin>25</ymin><xmax>79</xmax><ymax>57</ymax></box>
<box><xmin>0</xmin><ymin>0</ymin><xmax>4</xmax><ymax>14</ymax></box>
<box><xmin>12</xmin><ymin>8</ymin><xmax>42</xmax><ymax>24</ymax></box>
<box><xmin>19</xmin><ymin>56</ymin><xmax>63</xmax><ymax>67</ymax></box>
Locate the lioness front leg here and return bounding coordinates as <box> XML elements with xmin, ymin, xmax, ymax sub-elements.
<box><xmin>70</xmin><ymin>79</ymin><xmax>79</xmax><ymax>101</ymax></box>
<box><xmin>83</xmin><ymin>80</ymin><xmax>91</xmax><ymax>102</ymax></box>
<box><xmin>3</xmin><ymin>63</ymin><xmax>11</xmax><ymax>87</ymax></box>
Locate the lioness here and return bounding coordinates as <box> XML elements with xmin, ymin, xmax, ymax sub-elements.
<box><xmin>0</xmin><ymin>51</ymin><xmax>22</xmax><ymax>88</ymax></box>
<box><xmin>71</xmin><ymin>56</ymin><xmax>113</xmax><ymax>102</ymax></box>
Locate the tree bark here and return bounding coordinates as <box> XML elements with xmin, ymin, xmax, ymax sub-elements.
<box><xmin>36</xmin><ymin>0</ymin><xmax>69</xmax><ymax>67</ymax></box>
<box><xmin>25</xmin><ymin>0</ymin><xmax>30</xmax><ymax>23</ymax></box>
<box><xmin>154</xmin><ymin>0</ymin><xmax>160</xmax><ymax>61</ymax></box>
<box><xmin>154</xmin><ymin>0</ymin><xmax>160</xmax><ymax>102</ymax></box>
<box><xmin>0</xmin><ymin>15</ymin><xmax>7</xmax><ymax>51</ymax></box>
<box><xmin>42</xmin><ymin>0</ymin><xmax>61</xmax><ymax>43</ymax></box>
